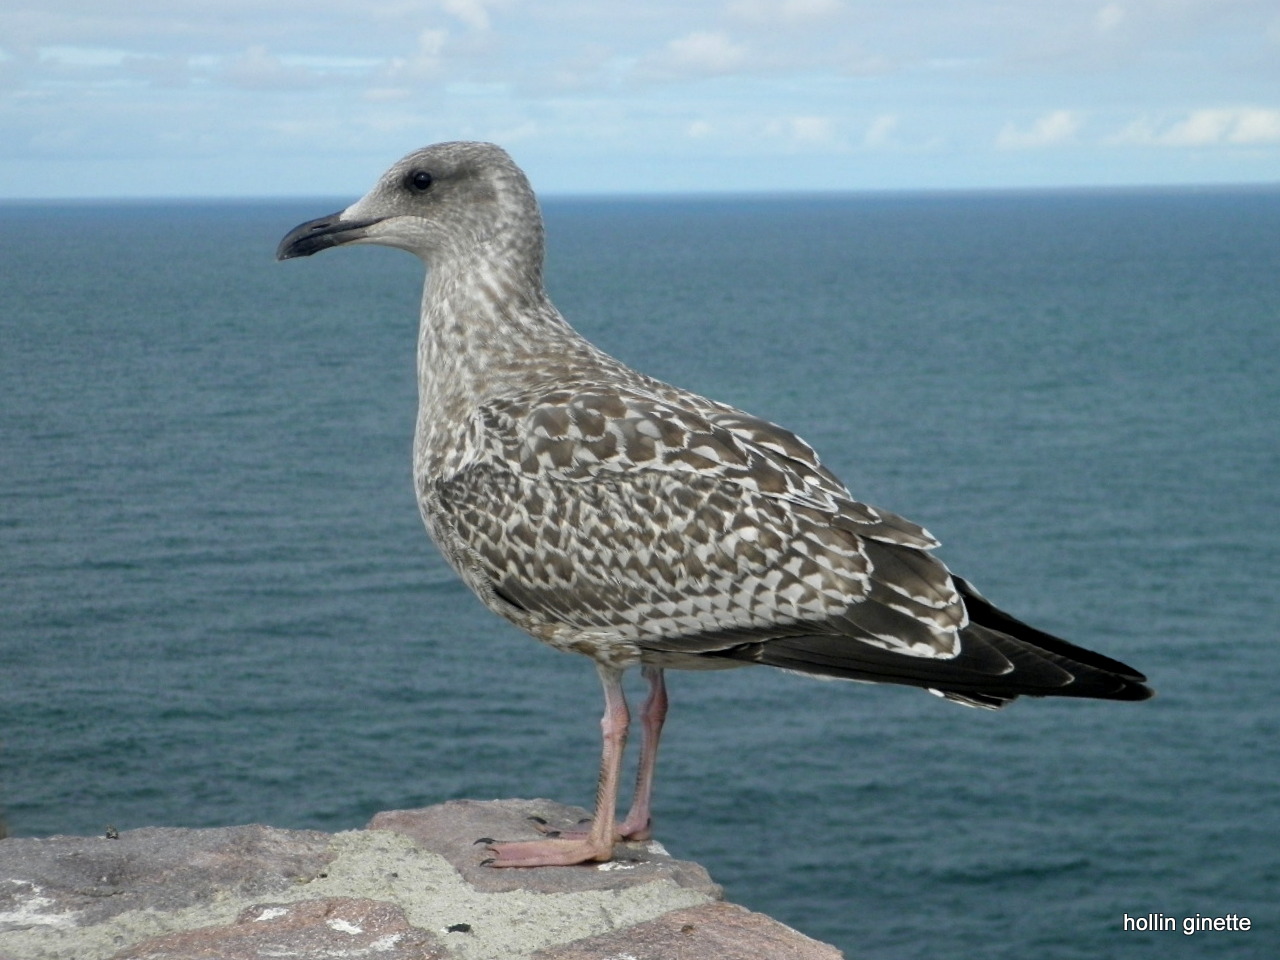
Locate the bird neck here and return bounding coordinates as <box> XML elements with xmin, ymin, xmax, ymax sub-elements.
<box><xmin>412</xmin><ymin>246</ymin><xmax>597</xmax><ymax>479</ymax></box>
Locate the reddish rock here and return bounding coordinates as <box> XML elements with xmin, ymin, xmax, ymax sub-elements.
<box><xmin>110</xmin><ymin>897</ymin><xmax>446</xmax><ymax>960</ymax></box>
<box><xmin>530</xmin><ymin>901</ymin><xmax>845</xmax><ymax>960</ymax></box>
<box><xmin>368</xmin><ymin>799</ymin><xmax>722</xmax><ymax>897</ymax></box>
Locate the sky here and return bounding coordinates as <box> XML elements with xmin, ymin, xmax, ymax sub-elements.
<box><xmin>1</xmin><ymin>0</ymin><xmax>1278</xmax><ymax>198</ymax></box>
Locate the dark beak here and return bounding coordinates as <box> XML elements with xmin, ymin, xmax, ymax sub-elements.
<box><xmin>276</xmin><ymin>212</ymin><xmax>386</xmax><ymax>260</ymax></box>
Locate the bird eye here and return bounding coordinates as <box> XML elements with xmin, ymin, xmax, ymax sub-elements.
<box><xmin>406</xmin><ymin>169</ymin><xmax>433</xmax><ymax>193</ymax></box>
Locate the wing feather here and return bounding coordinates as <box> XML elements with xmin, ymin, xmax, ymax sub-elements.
<box><xmin>426</xmin><ymin>383</ymin><xmax>965</xmax><ymax>660</ymax></box>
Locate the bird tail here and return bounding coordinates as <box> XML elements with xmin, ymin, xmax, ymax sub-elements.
<box><xmin>725</xmin><ymin>576</ymin><xmax>1152</xmax><ymax>708</ymax></box>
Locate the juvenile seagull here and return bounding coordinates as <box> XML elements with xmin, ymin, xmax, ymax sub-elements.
<box><xmin>278</xmin><ymin>142</ymin><xmax>1152</xmax><ymax>868</ymax></box>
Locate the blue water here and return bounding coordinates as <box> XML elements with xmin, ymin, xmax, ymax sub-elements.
<box><xmin>2</xmin><ymin>189</ymin><xmax>1278</xmax><ymax>958</ymax></box>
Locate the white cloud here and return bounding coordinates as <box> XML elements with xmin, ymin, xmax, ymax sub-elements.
<box><xmin>219</xmin><ymin>47</ymin><xmax>384</xmax><ymax>90</ymax></box>
<box><xmin>363</xmin><ymin>87</ymin><xmax>412</xmax><ymax>102</ymax></box>
<box><xmin>38</xmin><ymin>46</ymin><xmax>132</xmax><ymax>68</ymax></box>
<box><xmin>1113</xmin><ymin>108</ymin><xmax>1280</xmax><ymax>146</ymax></box>
<box><xmin>542</xmin><ymin>44</ymin><xmax>617</xmax><ymax>93</ymax></box>
<box><xmin>441</xmin><ymin>0</ymin><xmax>490</xmax><ymax>32</ymax></box>
<box><xmin>384</xmin><ymin>28</ymin><xmax>449</xmax><ymax>83</ymax></box>
<box><xmin>483</xmin><ymin>119</ymin><xmax>538</xmax><ymax>143</ymax></box>
<box><xmin>996</xmin><ymin>110</ymin><xmax>1082</xmax><ymax>149</ymax></box>
<box><xmin>222</xmin><ymin>46</ymin><xmax>316</xmax><ymax>90</ymax></box>
<box><xmin>726</xmin><ymin>0</ymin><xmax>844</xmax><ymax>25</ymax></box>
<box><xmin>123</xmin><ymin>54</ymin><xmax>193</xmax><ymax>89</ymax></box>
<box><xmin>789</xmin><ymin>115</ymin><xmax>834</xmax><ymax>143</ymax></box>
<box><xmin>762</xmin><ymin>114</ymin><xmax>839</xmax><ymax>149</ymax></box>
<box><xmin>265</xmin><ymin>118</ymin><xmax>343</xmax><ymax>140</ymax></box>
<box><xmin>1094</xmin><ymin>3</ymin><xmax>1125</xmax><ymax>35</ymax></box>
<box><xmin>658</xmin><ymin>31</ymin><xmax>750</xmax><ymax>75</ymax></box>
<box><xmin>863</xmin><ymin>114</ymin><xmax>897</xmax><ymax>148</ymax></box>
<box><xmin>416</xmin><ymin>27</ymin><xmax>450</xmax><ymax>60</ymax></box>
<box><xmin>1229</xmin><ymin>107</ymin><xmax>1280</xmax><ymax>144</ymax></box>
<box><xmin>1164</xmin><ymin>110</ymin><xmax>1237</xmax><ymax>146</ymax></box>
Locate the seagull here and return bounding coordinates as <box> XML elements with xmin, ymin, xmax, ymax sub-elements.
<box><xmin>277</xmin><ymin>141</ymin><xmax>1152</xmax><ymax>868</ymax></box>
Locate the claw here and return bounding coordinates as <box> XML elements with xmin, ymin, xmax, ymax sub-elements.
<box><xmin>527</xmin><ymin>815</ymin><xmax>548</xmax><ymax>825</ymax></box>
<box><xmin>479</xmin><ymin>857</ymin><xmax>495</xmax><ymax>867</ymax></box>
<box><xmin>473</xmin><ymin>837</ymin><xmax>496</xmax><ymax>845</ymax></box>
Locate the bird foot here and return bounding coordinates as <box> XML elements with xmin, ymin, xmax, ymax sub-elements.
<box><xmin>616</xmin><ymin>814</ymin><xmax>653</xmax><ymax>841</ymax></box>
<box><xmin>527</xmin><ymin>814</ymin><xmax>652</xmax><ymax>842</ymax></box>
<box><xmin>479</xmin><ymin>835</ymin><xmax>615</xmax><ymax>867</ymax></box>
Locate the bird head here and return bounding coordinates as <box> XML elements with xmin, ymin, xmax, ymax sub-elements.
<box><xmin>276</xmin><ymin>141</ymin><xmax>542</xmax><ymax>268</ymax></box>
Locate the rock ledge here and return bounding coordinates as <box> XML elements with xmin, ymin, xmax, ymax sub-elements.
<box><xmin>0</xmin><ymin>799</ymin><xmax>842</xmax><ymax>959</ymax></box>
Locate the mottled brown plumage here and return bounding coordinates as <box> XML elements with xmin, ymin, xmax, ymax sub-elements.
<box><xmin>278</xmin><ymin>141</ymin><xmax>1151</xmax><ymax>867</ymax></box>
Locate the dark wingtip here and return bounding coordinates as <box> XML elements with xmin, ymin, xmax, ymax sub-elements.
<box><xmin>953</xmin><ymin>575</ymin><xmax>1154</xmax><ymax>697</ymax></box>
<box><xmin>1111</xmin><ymin>677</ymin><xmax>1155</xmax><ymax>701</ymax></box>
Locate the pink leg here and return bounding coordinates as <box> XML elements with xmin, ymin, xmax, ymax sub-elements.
<box><xmin>616</xmin><ymin>667</ymin><xmax>667</xmax><ymax>841</ymax></box>
<box><xmin>482</xmin><ymin>663</ymin><xmax>628</xmax><ymax>867</ymax></box>
<box><xmin>527</xmin><ymin>667</ymin><xmax>668</xmax><ymax>843</ymax></box>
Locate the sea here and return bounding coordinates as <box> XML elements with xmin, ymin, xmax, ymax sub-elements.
<box><xmin>1</xmin><ymin>187</ymin><xmax>1277</xmax><ymax>959</ymax></box>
